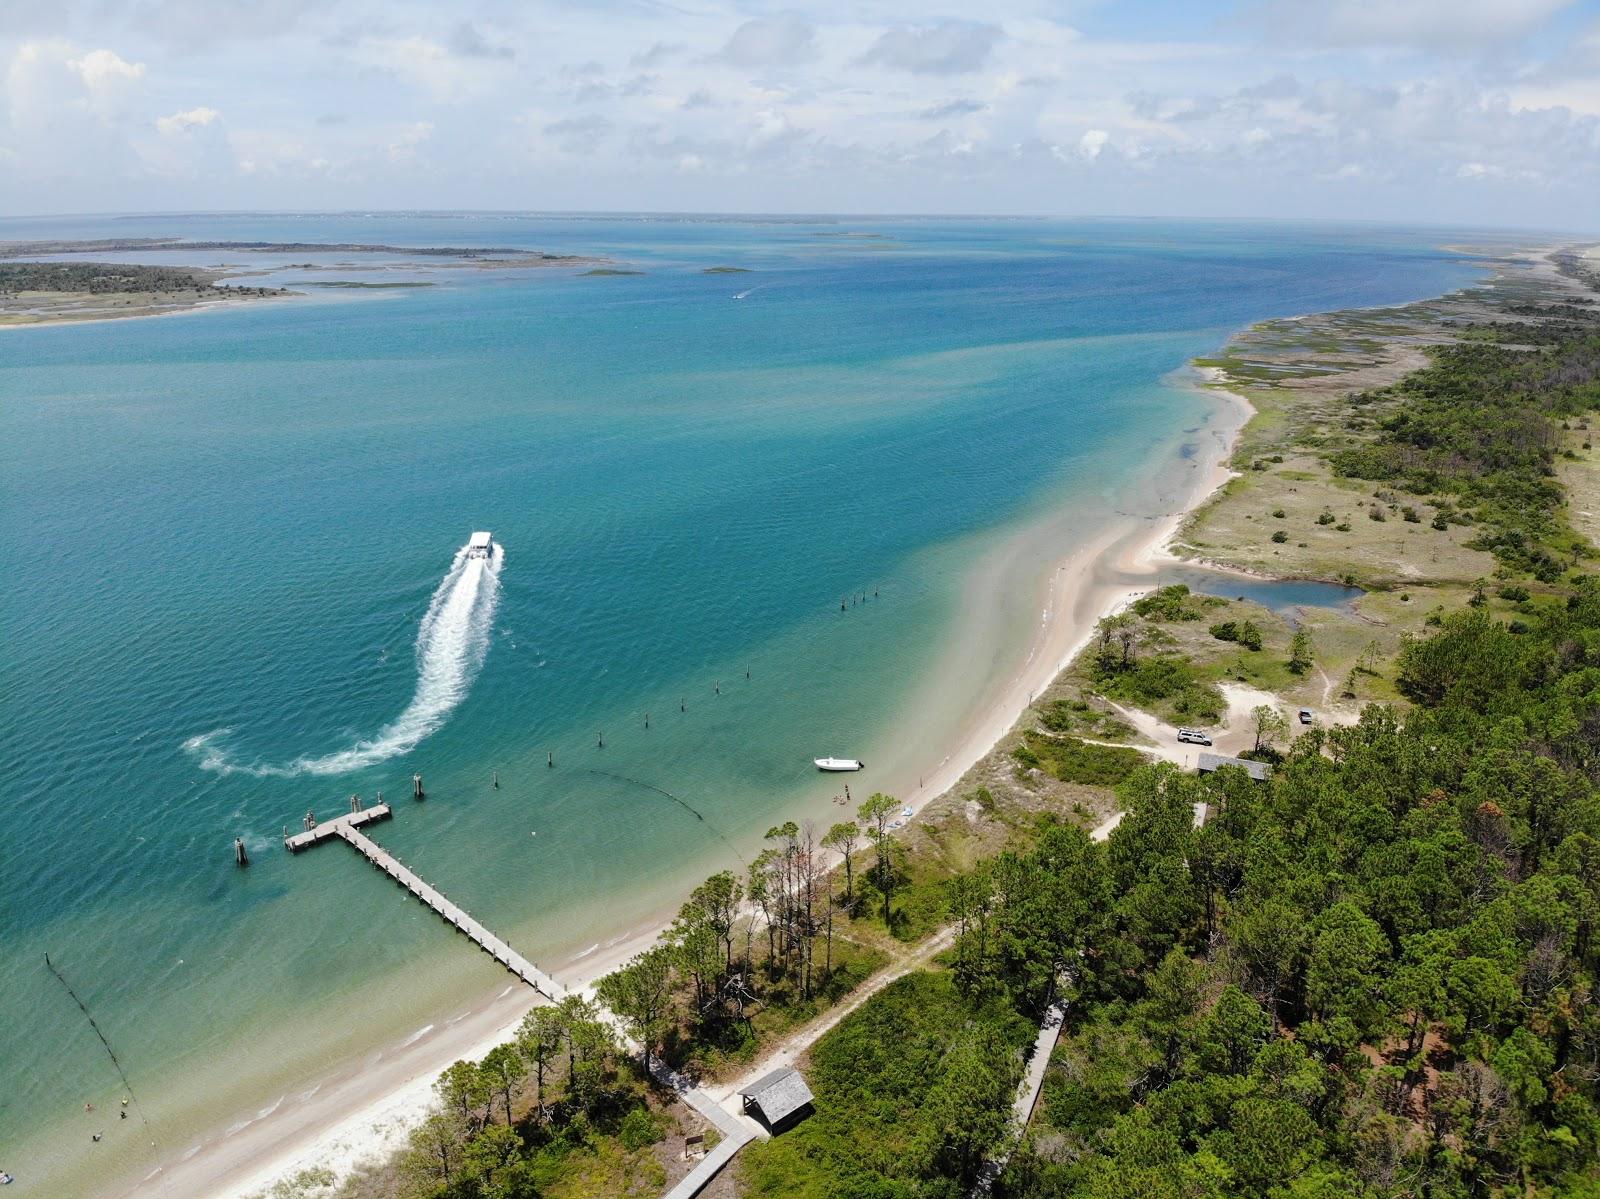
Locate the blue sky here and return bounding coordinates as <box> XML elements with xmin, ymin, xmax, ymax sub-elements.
<box><xmin>2</xmin><ymin>0</ymin><xmax>1598</xmax><ymax>228</ymax></box>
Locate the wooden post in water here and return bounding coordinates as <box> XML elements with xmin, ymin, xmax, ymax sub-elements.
<box><xmin>493</xmin><ymin>771</ymin><xmax>499</xmax><ymax>789</ymax></box>
<box><xmin>234</xmin><ymin>837</ymin><xmax>249</xmax><ymax>867</ymax></box>
<box><xmin>644</xmin><ymin>712</ymin><xmax>650</xmax><ymax>729</ymax></box>
<box><xmin>413</xmin><ymin>773</ymin><xmax>425</xmax><ymax>801</ymax></box>
<box><xmin>598</xmin><ymin>730</ymin><xmax>604</xmax><ymax>748</ymax></box>
<box><xmin>349</xmin><ymin>794</ymin><xmax>361</xmax><ymax>814</ymax></box>
<box><xmin>547</xmin><ymin>751</ymin><xmax>553</xmax><ymax>768</ymax></box>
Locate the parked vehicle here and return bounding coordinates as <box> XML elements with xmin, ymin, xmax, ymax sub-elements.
<box><xmin>1176</xmin><ymin>727</ymin><xmax>1213</xmax><ymax>746</ymax></box>
<box><xmin>1298</xmin><ymin>709</ymin><xmax>1314</xmax><ymax>725</ymax></box>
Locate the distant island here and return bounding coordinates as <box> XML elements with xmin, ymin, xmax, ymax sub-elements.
<box><xmin>303</xmin><ymin>280</ymin><xmax>437</xmax><ymax>289</ymax></box>
<box><xmin>581</xmin><ymin>268</ymin><xmax>645</xmax><ymax>276</ymax></box>
<box><xmin>702</xmin><ymin>265</ymin><xmax>752</xmax><ymax>274</ymax></box>
<box><xmin>0</xmin><ymin>237</ymin><xmax>586</xmax><ymax>261</ymax></box>
<box><xmin>0</xmin><ymin>239</ymin><xmax>608</xmax><ymax>327</ymax></box>
<box><xmin>0</xmin><ymin>261</ymin><xmax>288</xmax><ymax>327</ymax></box>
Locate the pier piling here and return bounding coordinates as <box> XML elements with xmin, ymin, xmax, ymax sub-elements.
<box><xmin>413</xmin><ymin>773</ymin><xmax>425</xmax><ymax>801</ymax></box>
<box><xmin>234</xmin><ymin>837</ymin><xmax>249</xmax><ymax>867</ymax></box>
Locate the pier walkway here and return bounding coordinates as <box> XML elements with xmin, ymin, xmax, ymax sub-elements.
<box><xmin>338</xmin><ymin>822</ymin><xmax>566</xmax><ymax>1002</ymax></box>
<box><xmin>284</xmin><ymin>801</ymin><xmax>564</xmax><ymax>1002</ymax></box>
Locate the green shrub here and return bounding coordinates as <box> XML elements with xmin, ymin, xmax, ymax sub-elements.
<box><xmin>619</xmin><ymin>1105</ymin><xmax>669</xmax><ymax>1151</ymax></box>
<box><xmin>1131</xmin><ymin>584</ymin><xmax>1218</xmax><ymax>622</ymax></box>
<box><xmin>1016</xmin><ymin>731</ymin><xmax>1144</xmax><ymax>787</ymax></box>
<box><xmin>1271</xmin><ymin>530</ymin><xmax>1288</xmax><ymax>544</ymax></box>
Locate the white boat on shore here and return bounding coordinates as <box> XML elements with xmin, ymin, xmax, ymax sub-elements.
<box><xmin>815</xmin><ymin>757</ymin><xmax>864</xmax><ymax>772</ymax></box>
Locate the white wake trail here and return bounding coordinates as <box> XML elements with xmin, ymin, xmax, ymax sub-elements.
<box><xmin>188</xmin><ymin>539</ymin><xmax>503</xmax><ymax>778</ymax></box>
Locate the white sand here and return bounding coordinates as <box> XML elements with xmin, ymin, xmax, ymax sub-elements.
<box><xmin>136</xmin><ymin>374</ymin><xmax>1257</xmax><ymax>1199</ymax></box>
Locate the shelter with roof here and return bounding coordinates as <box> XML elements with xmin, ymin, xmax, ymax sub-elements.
<box><xmin>1197</xmin><ymin>752</ymin><xmax>1272</xmax><ymax>782</ymax></box>
<box><xmin>738</xmin><ymin>1066</ymin><xmax>814</xmax><ymax>1132</ymax></box>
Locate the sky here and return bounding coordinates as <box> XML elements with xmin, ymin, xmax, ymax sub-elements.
<box><xmin>2</xmin><ymin>0</ymin><xmax>1598</xmax><ymax>229</ymax></box>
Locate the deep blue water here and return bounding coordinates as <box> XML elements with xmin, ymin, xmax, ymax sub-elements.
<box><xmin>0</xmin><ymin>214</ymin><xmax>1482</xmax><ymax>1191</ymax></box>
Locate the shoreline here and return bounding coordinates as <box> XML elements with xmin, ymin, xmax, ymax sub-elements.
<box><xmin>142</xmin><ymin>367</ymin><xmax>1256</xmax><ymax>1199</ymax></box>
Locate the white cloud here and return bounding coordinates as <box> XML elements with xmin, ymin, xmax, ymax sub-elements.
<box><xmin>862</xmin><ymin>22</ymin><xmax>1003</xmax><ymax>76</ymax></box>
<box><xmin>156</xmin><ymin>105</ymin><xmax>219</xmax><ymax>136</ymax></box>
<box><xmin>359</xmin><ymin>34</ymin><xmax>506</xmax><ymax>102</ymax></box>
<box><xmin>4</xmin><ymin>40</ymin><xmax>144</xmax><ymax>178</ymax></box>
<box><xmin>714</xmin><ymin>15</ymin><xmax>817</xmax><ymax>68</ymax></box>
<box><xmin>0</xmin><ymin>1</ymin><xmax>1595</xmax><ymax>226</ymax></box>
<box><xmin>70</xmin><ymin>47</ymin><xmax>144</xmax><ymax>109</ymax></box>
<box><xmin>386</xmin><ymin>119</ymin><xmax>432</xmax><ymax>160</ymax></box>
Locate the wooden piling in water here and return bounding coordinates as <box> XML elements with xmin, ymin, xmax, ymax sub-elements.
<box><xmin>234</xmin><ymin>837</ymin><xmax>249</xmax><ymax>867</ymax></box>
<box><xmin>413</xmin><ymin>773</ymin><xmax>425</xmax><ymax>800</ymax></box>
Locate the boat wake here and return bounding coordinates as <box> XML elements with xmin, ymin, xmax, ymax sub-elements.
<box><xmin>186</xmin><ymin>539</ymin><xmax>504</xmax><ymax>778</ymax></box>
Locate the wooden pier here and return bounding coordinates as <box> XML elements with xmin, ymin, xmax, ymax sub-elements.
<box><xmin>284</xmin><ymin>801</ymin><xmax>564</xmax><ymax>1002</ymax></box>
<box><xmin>284</xmin><ymin>802</ymin><xmax>393</xmax><ymax>851</ymax></box>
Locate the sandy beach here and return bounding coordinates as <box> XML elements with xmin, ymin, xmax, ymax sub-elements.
<box><xmin>135</xmin><ymin>370</ymin><xmax>1255</xmax><ymax>1199</ymax></box>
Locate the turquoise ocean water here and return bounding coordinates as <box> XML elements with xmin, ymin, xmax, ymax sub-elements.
<box><xmin>0</xmin><ymin>215</ymin><xmax>1482</xmax><ymax>1193</ymax></box>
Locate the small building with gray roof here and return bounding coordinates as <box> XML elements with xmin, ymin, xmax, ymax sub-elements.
<box><xmin>739</xmin><ymin>1066</ymin><xmax>814</xmax><ymax>1132</ymax></box>
<box><xmin>1197</xmin><ymin>752</ymin><xmax>1272</xmax><ymax>782</ymax></box>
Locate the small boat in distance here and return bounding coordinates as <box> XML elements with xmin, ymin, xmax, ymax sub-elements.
<box><xmin>815</xmin><ymin>757</ymin><xmax>864</xmax><ymax>772</ymax></box>
<box><xmin>466</xmin><ymin>531</ymin><xmax>494</xmax><ymax>560</ymax></box>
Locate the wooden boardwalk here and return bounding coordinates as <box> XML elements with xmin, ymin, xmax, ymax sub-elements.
<box><xmin>337</xmin><ymin>822</ymin><xmax>567</xmax><ymax>1002</ymax></box>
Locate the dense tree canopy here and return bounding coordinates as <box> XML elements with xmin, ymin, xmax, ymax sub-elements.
<box><xmin>999</xmin><ymin>580</ymin><xmax>1600</xmax><ymax>1198</ymax></box>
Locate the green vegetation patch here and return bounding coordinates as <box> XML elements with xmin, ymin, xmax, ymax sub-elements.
<box><xmin>1131</xmin><ymin>583</ymin><xmax>1226</xmax><ymax>622</ymax></box>
<box><xmin>1036</xmin><ymin>696</ymin><xmax>1133</xmax><ymax>740</ymax></box>
<box><xmin>1331</xmin><ymin>332</ymin><xmax>1600</xmax><ymax>581</ymax></box>
<box><xmin>1014</xmin><ymin>730</ymin><xmax>1145</xmax><ymax>787</ymax></box>
<box><xmin>739</xmin><ymin>971</ymin><xmax>1033</xmax><ymax>1198</ymax></box>
<box><xmin>1000</xmin><ymin>580</ymin><xmax>1600</xmax><ymax>1197</ymax></box>
<box><xmin>1091</xmin><ymin>641</ymin><xmax>1224</xmax><ymax>723</ymax></box>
